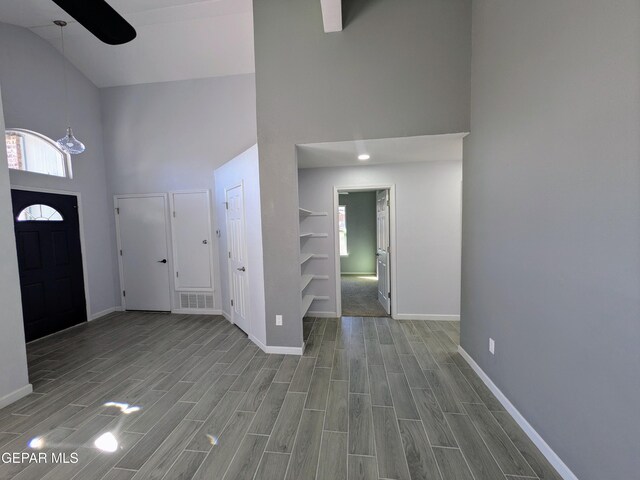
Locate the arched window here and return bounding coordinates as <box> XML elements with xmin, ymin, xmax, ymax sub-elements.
<box><xmin>17</xmin><ymin>204</ymin><xmax>64</xmax><ymax>222</ymax></box>
<box><xmin>5</xmin><ymin>129</ymin><xmax>72</xmax><ymax>178</ymax></box>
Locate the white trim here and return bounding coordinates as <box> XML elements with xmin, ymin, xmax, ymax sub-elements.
<box><xmin>393</xmin><ymin>313</ymin><xmax>460</xmax><ymax>321</ymax></box>
<box><xmin>0</xmin><ymin>384</ymin><xmax>33</xmax><ymax>410</ymax></box>
<box><xmin>221</xmin><ymin>310</ymin><xmax>232</xmax><ymax>322</ymax></box>
<box><xmin>114</xmin><ymin>193</ymin><xmax>173</xmax><ymax>312</ymax></box>
<box><xmin>307</xmin><ymin>311</ymin><xmax>339</xmax><ymax>318</ymax></box>
<box><xmin>171</xmin><ymin>308</ymin><xmax>221</xmax><ymax>315</ymax></box>
<box><xmin>457</xmin><ymin>346</ymin><xmax>579</xmax><ymax>480</ymax></box>
<box><xmin>340</xmin><ymin>272</ymin><xmax>377</xmax><ymax>276</ymax></box>
<box><xmin>333</xmin><ymin>184</ymin><xmax>397</xmax><ymax>318</ymax></box>
<box><xmin>10</xmin><ymin>185</ymin><xmax>92</xmax><ymax>323</ymax></box>
<box><xmin>90</xmin><ymin>307</ymin><xmax>120</xmax><ymax>321</ymax></box>
<box><xmin>250</xmin><ymin>334</ymin><xmax>304</xmax><ymax>356</ymax></box>
<box><xmin>169</xmin><ymin>190</ymin><xmax>215</xmax><ymax>293</ymax></box>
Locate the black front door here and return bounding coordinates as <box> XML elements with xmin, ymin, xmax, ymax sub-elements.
<box><xmin>11</xmin><ymin>190</ymin><xmax>87</xmax><ymax>342</ymax></box>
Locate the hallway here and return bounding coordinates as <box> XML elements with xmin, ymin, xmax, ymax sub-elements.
<box><xmin>341</xmin><ymin>275</ymin><xmax>388</xmax><ymax>317</ymax></box>
<box><xmin>0</xmin><ymin>312</ymin><xmax>561</xmax><ymax>479</ymax></box>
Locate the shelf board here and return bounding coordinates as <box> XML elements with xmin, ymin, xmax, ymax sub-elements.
<box><xmin>300</xmin><ymin>253</ymin><xmax>329</xmax><ymax>265</ymax></box>
<box><xmin>300</xmin><ymin>232</ymin><xmax>328</xmax><ymax>239</ymax></box>
<box><xmin>302</xmin><ymin>294</ymin><xmax>315</xmax><ymax>317</ymax></box>
<box><xmin>299</xmin><ymin>208</ymin><xmax>328</xmax><ymax>218</ymax></box>
<box><xmin>301</xmin><ymin>274</ymin><xmax>314</xmax><ymax>291</ymax></box>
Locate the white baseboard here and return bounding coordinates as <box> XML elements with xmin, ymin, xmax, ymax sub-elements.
<box><xmin>307</xmin><ymin>311</ymin><xmax>339</xmax><ymax>318</ymax></box>
<box><xmin>250</xmin><ymin>334</ymin><xmax>304</xmax><ymax>356</ymax></box>
<box><xmin>221</xmin><ymin>310</ymin><xmax>231</xmax><ymax>322</ymax></box>
<box><xmin>171</xmin><ymin>308</ymin><xmax>222</xmax><ymax>316</ymax></box>
<box><xmin>0</xmin><ymin>384</ymin><xmax>33</xmax><ymax>409</ymax></box>
<box><xmin>393</xmin><ymin>313</ymin><xmax>460</xmax><ymax>321</ymax></box>
<box><xmin>457</xmin><ymin>346</ymin><xmax>579</xmax><ymax>480</ymax></box>
<box><xmin>341</xmin><ymin>272</ymin><xmax>376</xmax><ymax>276</ymax></box>
<box><xmin>90</xmin><ymin>306</ymin><xmax>123</xmax><ymax>321</ymax></box>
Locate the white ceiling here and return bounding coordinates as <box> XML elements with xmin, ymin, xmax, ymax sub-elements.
<box><xmin>296</xmin><ymin>133</ymin><xmax>468</xmax><ymax>169</ymax></box>
<box><xmin>0</xmin><ymin>0</ymin><xmax>255</xmax><ymax>88</ymax></box>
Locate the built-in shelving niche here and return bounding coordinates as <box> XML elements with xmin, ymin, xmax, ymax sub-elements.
<box><xmin>299</xmin><ymin>208</ymin><xmax>329</xmax><ymax>325</ymax></box>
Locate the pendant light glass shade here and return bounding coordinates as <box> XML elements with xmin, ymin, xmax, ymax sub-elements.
<box><xmin>55</xmin><ymin>20</ymin><xmax>86</xmax><ymax>155</ymax></box>
<box><xmin>57</xmin><ymin>127</ymin><xmax>85</xmax><ymax>155</ymax></box>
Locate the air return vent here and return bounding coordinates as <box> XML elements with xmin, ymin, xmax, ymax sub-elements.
<box><xmin>180</xmin><ymin>293</ymin><xmax>214</xmax><ymax>310</ymax></box>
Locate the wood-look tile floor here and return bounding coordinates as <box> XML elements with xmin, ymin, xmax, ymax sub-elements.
<box><xmin>0</xmin><ymin>312</ymin><xmax>563</xmax><ymax>480</ymax></box>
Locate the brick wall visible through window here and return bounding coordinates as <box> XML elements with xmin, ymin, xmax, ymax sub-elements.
<box><xmin>4</xmin><ymin>129</ymin><xmax>71</xmax><ymax>178</ymax></box>
<box><xmin>5</xmin><ymin>132</ymin><xmax>24</xmax><ymax>170</ymax></box>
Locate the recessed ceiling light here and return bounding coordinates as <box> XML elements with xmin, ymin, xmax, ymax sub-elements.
<box><xmin>358</xmin><ymin>154</ymin><xmax>370</xmax><ymax>161</ymax></box>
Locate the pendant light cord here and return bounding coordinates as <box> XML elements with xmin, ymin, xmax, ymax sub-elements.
<box><xmin>59</xmin><ymin>23</ymin><xmax>71</xmax><ymax>129</ymax></box>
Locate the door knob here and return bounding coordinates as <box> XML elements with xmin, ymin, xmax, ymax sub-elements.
<box><xmin>237</xmin><ymin>266</ymin><xmax>246</xmax><ymax>272</ymax></box>
<box><xmin>158</xmin><ymin>259</ymin><xmax>167</xmax><ymax>263</ymax></box>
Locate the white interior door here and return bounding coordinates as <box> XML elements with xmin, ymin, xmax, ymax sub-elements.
<box><xmin>116</xmin><ymin>195</ymin><xmax>171</xmax><ymax>311</ymax></box>
<box><xmin>171</xmin><ymin>191</ymin><xmax>213</xmax><ymax>290</ymax></box>
<box><xmin>226</xmin><ymin>184</ymin><xmax>250</xmax><ymax>334</ymax></box>
<box><xmin>376</xmin><ymin>190</ymin><xmax>391</xmax><ymax>314</ymax></box>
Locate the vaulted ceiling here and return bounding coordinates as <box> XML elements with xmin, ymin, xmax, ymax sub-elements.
<box><xmin>0</xmin><ymin>0</ymin><xmax>255</xmax><ymax>88</ymax></box>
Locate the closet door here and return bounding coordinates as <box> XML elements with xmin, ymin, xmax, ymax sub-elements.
<box><xmin>170</xmin><ymin>190</ymin><xmax>213</xmax><ymax>291</ymax></box>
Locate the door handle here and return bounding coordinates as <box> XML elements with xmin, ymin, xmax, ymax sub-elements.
<box><xmin>202</xmin><ymin>239</ymin><xmax>208</xmax><ymax>245</ymax></box>
<box><xmin>237</xmin><ymin>266</ymin><xmax>246</xmax><ymax>272</ymax></box>
<box><xmin>158</xmin><ymin>259</ymin><xmax>167</xmax><ymax>263</ymax></box>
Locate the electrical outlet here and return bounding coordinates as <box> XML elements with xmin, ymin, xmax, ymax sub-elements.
<box><xmin>276</xmin><ymin>315</ymin><xmax>283</xmax><ymax>326</ymax></box>
<box><xmin>489</xmin><ymin>338</ymin><xmax>495</xmax><ymax>355</ymax></box>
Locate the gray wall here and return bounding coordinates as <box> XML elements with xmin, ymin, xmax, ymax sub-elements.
<box><xmin>339</xmin><ymin>192</ymin><xmax>376</xmax><ymax>274</ymax></box>
<box><xmin>0</xmin><ymin>23</ymin><xmax>117</xmax><ymax>316</ymax></box>
<box><xmin>100</xmin><ymin>75</ymin><xmax>257</xmax><ymax>310</ymax></box>
<box><xmin>462</xmin><ymin>1</ymin><xmax>640</xmax><ymax>479</ymax></box>
<box><xmin>0</xmin><ymin>87</ymin><xmax>31</xmax><ymax>405</ymax></box>
<box><xmin>254</xmin><ymin>0</ymin><xmax>471</xmax><ymax>346</ymax></box>
<box><xmin>298</xmin><ymin>160</ymin><xmax>462</xmax><ymax>318</ymax></box>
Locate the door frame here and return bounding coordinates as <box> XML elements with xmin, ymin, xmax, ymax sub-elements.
<box><xmin>168</xmin><ymin>189</ymin><xmax>215</xmax><ymax>293</ymax></box>
<box><xmin>333</xmin><ymin>184</ymin><xmax>397</xmax><ymax>318</ymax></box>
<box><xmin>224</xmin><ymin>181</ymin><xmax>251</xmax><ymax>335</ymax></box>
<box><xmin>10</xmin><ymin>185</ymin><xmax>92</xmax><ymax>323</ymax></box>
<box><xmin>114</xmin><ymin>193</ymin><xmax>173</xmax><ymax>311</ymax></box>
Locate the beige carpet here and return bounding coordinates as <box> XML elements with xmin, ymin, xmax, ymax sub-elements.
<box><xmin>341</xmin><ymin>274</ymin><xmax>389</xmax><ymax>316</ymax></box>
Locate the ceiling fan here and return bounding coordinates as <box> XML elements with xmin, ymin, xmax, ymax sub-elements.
<box><xmin>51</xmin><ymin>0</ymin><xmax>136</xmax><ymax>45</ymax></box>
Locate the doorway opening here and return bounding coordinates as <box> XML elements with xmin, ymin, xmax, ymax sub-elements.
<box><xmin>334</xmin><ymin>186</ymin><xmax>395</xmax><ymax>317</ymax></box>
<box><xmin>11</xmin><ymin>188</ymin><xmax>88</xmax><ymax>342</ymax></box>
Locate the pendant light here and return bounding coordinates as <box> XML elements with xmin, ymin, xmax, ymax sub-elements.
<box><xmin>54</xmin><ymin>20</ymin><xmax>85</xmax><ymax>155</ymax></box>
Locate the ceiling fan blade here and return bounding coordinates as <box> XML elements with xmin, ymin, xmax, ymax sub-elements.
<box><xmin>51</xmin><ymin>0</ymin><xmax>136</xmax><ymax>45</ymax></box>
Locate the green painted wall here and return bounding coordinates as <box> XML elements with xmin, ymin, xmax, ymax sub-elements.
<box><xmin>339</xmin><ymin>192</ymin><xmax>376</xmax><ymax>274</ymax></box>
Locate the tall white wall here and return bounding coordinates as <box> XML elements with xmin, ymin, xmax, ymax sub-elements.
<box><xmin>101</xmin><ymin>75</ymin><xmax>257</xmax><ymax>311</ymax></box>
<box><xmin>298</xmin><ymin>160</ymin><xmax>462</xmax><ymax>319</ymax></box>
<box><xmin>0</xmin><ymin>23</ymin><xmax>117</xmax><ymax>316</ymax></box>
<box><xmin>214</xmin><ymin>145</ymin><xmax>267</xmax><ymax>347</ymax></box>
<box><xmin>0</xmin><ymin>86</ymin><xmax>31</xmax><ymax>407</ymax></box>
